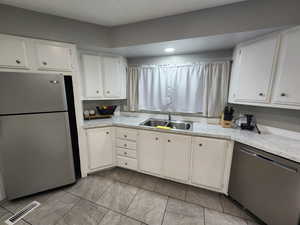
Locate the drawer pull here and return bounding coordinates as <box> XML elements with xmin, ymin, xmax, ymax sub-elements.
<box><xmin>125</xmin><ymin>162</ymin><xmax>128</xmax><ymax>166</ymax></box>
<box><xmin>155</xmin><ymin>137</ymin><xmax>159</xmax><ymax>141</ymax></box>
<box><xmin>168</xmin><ymin>140</ymin><xmax>171</xmax><ymax>143</ymax></box>
<box><xmin>124</xmin><ymin>144</ymin><xmax>127</xmax><ymax>147</ymax></box>
<box><xmin>124</xmin><ymin>135</ymin><xmax>127</xmax><ymax>138</ymax></box>
<box><xmin>43</xmin><ymin>61</ymin><xmax>47</xmax><ymax>66</ymax></box>
<box><xmin>198</xmin><ymin>143</ymin><xmax>202</xmax><ymax>147</ymax></box>
<box><xmin>106</xmin><ymin>132</ymin><xmax>109</xmax><ymax>135</ymax></box>
<box><xmin>16</xmin><ymin>59</ymin><xmax>21</xmax><ymax>64</ymax></box>
<box><xmin>124</xmin><ymin>152</ymin><xmax>127</xmax><ymax>155</ymax></box>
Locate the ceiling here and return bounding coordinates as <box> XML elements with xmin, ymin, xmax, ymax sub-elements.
<box><xmin>0</xmin><ymin>0</ymin><xmax>246</xmax><ymax>26</ymax></box>
<box><xmin>97</xmin><ymin>27</ymin><xmax>282</xmax><ymax>58</ymax></box>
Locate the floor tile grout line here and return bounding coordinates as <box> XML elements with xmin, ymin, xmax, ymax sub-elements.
<box><xmin>81</xmin><ymin>172</ymin><xmax>254</xmax><ymax>221</ymax></box>
<box><xmin>203</xmin><ymin>207</ymin><xmax>206</xmax><ymax>225</ymax></box>
<box><xmin>123</xmin><ymin>185</ymin><xmax>141</xmax><ymax>214</ymax></box>
<box><xmin>66</xmin><ymin>189</ymin><xmax>148</xmax><ymax>225</ymax></box>
<box><xmin>160</xmin><ymin>196</ymin><xmax>169</xmax><ymax>225</ymax></box>
<box><xmin>52</xmin><ymin>193</ymin><xmax>83</xmax><ymax>225</ymax></box>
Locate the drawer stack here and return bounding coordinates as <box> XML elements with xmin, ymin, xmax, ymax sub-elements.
<box><xmin>116</xmin><ymin>128</ymin><xmax>138</xmax><ymax>170</ymax></box>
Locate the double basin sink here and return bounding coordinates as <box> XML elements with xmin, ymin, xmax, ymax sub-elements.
<box><xmin>140</xmin><ymin>118</ymin><xmax>193</xmax><ymax>131</ymax></box>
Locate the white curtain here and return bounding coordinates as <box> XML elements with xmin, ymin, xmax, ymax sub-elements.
<box><xmin>202</xmin><ymin>62</ymin><xmax>230</xmax><ymax>117</ymax></box>
<box><xmin>124</xmin><ymin>66</ymin><xmax>139</xmax><ymax>111</ymax></box>
<box><xmin>128</xmin><ymin>61</ymin><xmax>230</xmax><ymax>117</ymax></box>
<box><xmin>138</xmin><ymin>66</ymin><xmax>169</xmax><ymax>111</ymax></box>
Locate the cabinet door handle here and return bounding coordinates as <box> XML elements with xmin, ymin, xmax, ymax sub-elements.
<box><xmin>106</xmin><ymin>90</ymin><xmax>110</xmax><ymax>94</ymax></box>
<box><xmin>125</xmin><ymin>162</ymin><xmax>128</xmax><ymax>166</ymax></box>
<box><xmin>42</xmin><ymin>61</ymin><xmax>47</xmax><ymax>66</ymax></box>
<box><xmin>198</xmin><ymin>143</ymin><xmax>203</xmax><ymax>147</ymax></box>
<box><xmin>168</xmin><ymin>140</ymin><xmax>171</xmax><ymax>143</ymax></box>
<box><xmin>16</xmin><ymin>59</ymin><xmax>21</xmax><ymax>64</ymax></box>
<box><xmin>124</xmin><ymin>135</ymin><xmax>127</xmax><ymax>138</ymax></box>
<box><xmin>96</xmin><ymin>90</ymin><xmax>99</xmax><ymax>94</ymax></box>
<box><xmin>259</xmin><ymin>93</ymin><xmax>264</xmax><ymax>96</ymax></box>
<box><xmin>106</xmin><ymin>132</ymin><xmax>109</xmax><ymax>135</ymax></box>
<box><xmin>124</xmin><ymin>144</ymin><xmax>127</xmax><ymax>147</ymax></box>
<box><xmin>281</xmin><ymin>93</ymin><xmax>286</xmax><ymax>97</ymax></box>
<box><xmin>124</xmin><ymin>152</ymin><xmax>127</xmax><ymax>155</ymax></box>
<box><xmin>155</xmin><ymin>137</ymin><xmax>159</xmax><ymax>141</ymax></box>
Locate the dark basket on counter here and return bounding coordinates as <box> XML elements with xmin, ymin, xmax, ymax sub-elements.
<box><xmin>96</xmin><ymin>105</ymin><xmax>117</xmax><ymax>115</ymax></box>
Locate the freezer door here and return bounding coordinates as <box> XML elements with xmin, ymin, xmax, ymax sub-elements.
<box><xmin>0</xmin><ymin>72</ymin><xmax>67</xmax><ymax>115</ymax></box>
<box><xmin>0</xmin><ymin>112</ymin><xmax>76</xmax><ymax>199</ymax></box>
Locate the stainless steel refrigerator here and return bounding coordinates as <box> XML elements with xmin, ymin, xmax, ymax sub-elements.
<box><xmin>0</xmin><ymin>72</ymin><xmax>80</xmax><ymax>200</ymax></box>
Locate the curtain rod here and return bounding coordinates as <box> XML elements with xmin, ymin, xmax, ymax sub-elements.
<box><xmin>128</xmin><ymin>60</ymin><xmax>232</xmax><ymax>68</ymax></box>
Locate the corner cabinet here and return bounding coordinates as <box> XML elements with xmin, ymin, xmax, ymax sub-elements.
<box><xmin>80</xmin><ymin>53</ymin><xmax>127</xmax><ymax>100</ymax></box>
<box><xmin>233</xmin><ymin>36</ymin><xmax>278</xmax><ymax>103</ymax></box>
<box><xmin>86</xmin><ymin>127</ymin><xmax>114</xmax><ymax>170</ymax></box>
<box><xmin>229</xmin><ymin>26</ymin><xmax>300</xmax><ymax>110</ymax></box>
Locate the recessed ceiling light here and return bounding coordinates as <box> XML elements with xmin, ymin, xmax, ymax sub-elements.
<box><xmin>164</xmin><ymin>48</ymin><xmax>175</xmax><ymax>53</ymax></box>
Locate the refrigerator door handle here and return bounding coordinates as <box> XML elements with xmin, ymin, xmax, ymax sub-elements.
<box><xmin>50</xmin><ymin>80</ymin><xmax>60</xmax><ymax>84</ymax></box>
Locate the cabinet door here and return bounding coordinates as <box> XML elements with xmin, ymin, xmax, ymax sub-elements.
<box><xmin>163</xmin><ymin>134</ymin><xmax>191</xmax><ymax>182</ymax></box>
<box><xmin>0</xmin><ymin>35</ymin><xmax>29</xmax><ymax>69</ymax></box>
<box><xmin>138</xmin><ymin>130</ymin><xmax>164</xmax><ymax>176</ymax></box>
<box><xmin>235</xmin><ymin>36</ymin><xmax>278</xmax><ymax>103</ymax></box>
<box><xmin>86</xmin><ymin>127</ymin><xmax>113</xmax><ymax>170</ymax></box>
<box><xmin>102</xmin><ymin>57</ymin><xmax>124</xmax><ymax>98</ymax></box>
<box><xmin>35</xmin><ymin>42</ymin><xmax>72</xmax><ymax>72</ymax></box>
<box><xmin>81</xmin><ymin>54</ymin><xmax>103</xmax><ymax>98</ymax></box>
<box><xmin>272</xmin><ymin>27</ymin><xmax>300</xmax><ymax>106</ymax></box>
<box><xmin>191</xmin><ymin>137</ymin><xmax>230</xmax><ymax>190</ymax></box>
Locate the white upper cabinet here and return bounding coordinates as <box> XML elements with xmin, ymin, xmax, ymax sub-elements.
<box><xmin>86</xmin><ymin>127</ymin><xmax>114</xmax><ymax>170</ymax></box>
<box><xmin>163</xmin><ymin>134</ymin><xmax>191</xmax><ymax>182</ymax></box>
<box><xmin>80</xmin><ymin>53</ymin><xmax>127</xmax><ymax>100</ymax></box>
<box><xmin>35</xmin><ymin>42</ymin><xmax>72</xmax><ymax>72</ymax></box>
<box><xmin>234</xmin><ymin>36</ymin><xmax>278</xmax><ymax>103</ymax></box>
<box><xmin>191</xmin><ymin>137</ymin><xmax>233</xmax><ymax>191</ymax></box>
<box><xmin>138</xmin><ymin>130</ymin><xmax>164</xmax><ymax>176</ymax></box>
<box><xmin>81</xmin><ymin>54</ymin><xmax>104</xmax><ymax>98</ymax></box>
<box><xmin>102</xmin><ymin>56</ymin><xmax>126</xmax><ymax>98</ymax></box>
<box><xmin>272</xmin><ymin>27</ymin><xmax>300</xmax><ymax>106</ymax></box>
<box><xmin>229</xmin><ymin>26</ymin><xmax>300</xmax><ymax>110</ymax></box>
<box><xmin>0</xmin><ymin>35</ymin><xmax>30</xmax><ymax>69</ymax></box>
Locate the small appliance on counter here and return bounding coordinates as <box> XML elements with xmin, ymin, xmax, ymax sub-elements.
<box><xmin>220</xmin><ymin>106</ymin><xmax>234</xmax><ymax>128</ymax></box>
<box><xmin>234</xmin><ymin>114</ymin><xmax>261</xmax><ymax>134</ymax></box>
<box><xmin>83</xmin><ymin>105</ymin><xmax>117</xmax><ymax>120</ymax></box>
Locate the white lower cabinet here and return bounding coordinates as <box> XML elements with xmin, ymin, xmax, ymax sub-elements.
<box><xmin>86</xmin><ymin>127</ymin><xmax>114</xmax><ymax>170</ymax></box>
<box><xmin>85</xmin><ymin>126</ymin><xmax>234</xmax><ymax>194</ymax></box>
<box><xmin>163</xmin><ymin>134</ymin><xmax>191</xmax><ymax>182</ymax></box>
<box><xmin>138</xmin><ymin>130</ymin><xmax>164</xmax><ymax>176</ymax></box>
<box><xmin>191</xmin><ymin>137</ymin><xmax>233</xmax><ymax>192</ymax></box>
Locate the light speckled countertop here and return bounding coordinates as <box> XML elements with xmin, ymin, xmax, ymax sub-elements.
<box><xmin>83</xmin><ymin>116</ymin><xmax>300</xmax><ymax>163</ymax></box>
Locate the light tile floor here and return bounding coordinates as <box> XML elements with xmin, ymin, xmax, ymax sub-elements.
<box><xmin>0</xmin><ymin>168</ymin><xmax>264</xmax><ymax>225</ymax></box>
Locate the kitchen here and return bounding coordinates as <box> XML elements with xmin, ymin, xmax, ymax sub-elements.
<box><xmin>0</xmin><ymin>0</ymin><xmax>299</xmax><ymax>225</ymax></box>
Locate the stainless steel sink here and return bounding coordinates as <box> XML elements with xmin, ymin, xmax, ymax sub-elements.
<box><xmin>140</xmin><ymin>118</ymin><xmax>193</xmax><ymax>131</ymax></box>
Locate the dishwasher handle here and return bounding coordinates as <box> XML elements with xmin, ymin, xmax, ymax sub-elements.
<box><xmin>240</xmin><ymin>147</ymin><xmax>298</xmax><ymax>174</ymax></box>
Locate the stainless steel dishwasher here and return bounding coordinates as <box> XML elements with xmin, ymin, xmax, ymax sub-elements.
<box><xmin>229</xmin><ymin>143</ymin><xmax>300</xmax><ymax>225</ymax></box>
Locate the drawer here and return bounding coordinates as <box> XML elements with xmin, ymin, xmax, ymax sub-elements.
<box><xmin>117</xmin><ymin>156</ymin><xmax>137</xmax><ymax>170</ymax></box>
<box><xmin>117</xmin><ymin>148</ymin><xmax>137</xmax><ymax>159</ymax></box>
<box><xmin>116</xmin><ymin>128</ymin><xmax>137</xmax><ymax>141</ymax></box>
<box><xmin>116</xmin><ymin>139</ymin><xmax>136</xmax><ymax>150</ymax></box>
